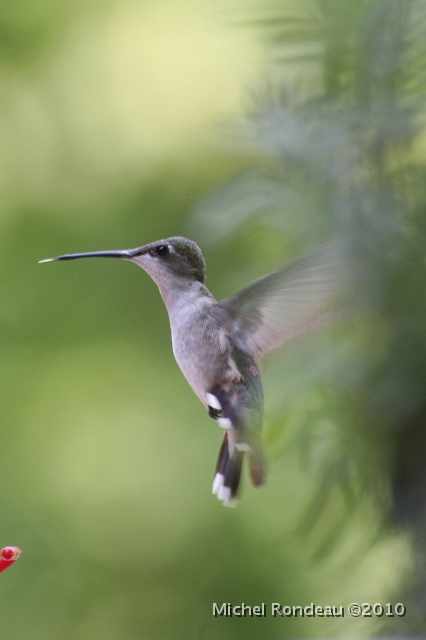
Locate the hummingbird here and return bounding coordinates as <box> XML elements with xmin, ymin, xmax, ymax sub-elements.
<box><xmin>40</xmin><ymin>237</ymin><xmax>339</xmax><ymax>507</ymax></box>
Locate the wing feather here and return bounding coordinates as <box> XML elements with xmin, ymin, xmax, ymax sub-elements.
<box><xmin>218</xmin><ymin>240</ymin><xmax>342</xmax><ymax>359</ymax></box>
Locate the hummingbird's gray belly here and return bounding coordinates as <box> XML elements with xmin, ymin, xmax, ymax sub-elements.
<box><xmin>167</xmin><ymin>296</ymin><xmax>263</xmax><ymax>430</ymax></box>
<box><xmin>171</xmin><ymin>323</ymin><xmax>234</xmax><ymax>406</ymax></box>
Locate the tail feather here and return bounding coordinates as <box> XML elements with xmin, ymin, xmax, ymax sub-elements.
<box><xmin>212</xmin><ymin>431</ymin><xmax>266</xmax><ymax>506</ymax></box>
<box><xmin>207</xmin><ymin>385</ymin><xmax>266</xmax><ymax>506</ymax></box>
<box><xmin>248</xmin><ymin>449</ymin><xmax>266</xmax><ymax>487</ymax></box>
<box><xmin>212</xmin><ymin>432</ymin><xmax>242</xmax><ymax>507</ymax></box>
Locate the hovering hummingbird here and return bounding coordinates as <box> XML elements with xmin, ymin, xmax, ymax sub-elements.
<box><xmin>40</xmin><ymin>237</ymin><xmax>339</xmax><ymax>507</ymax></box>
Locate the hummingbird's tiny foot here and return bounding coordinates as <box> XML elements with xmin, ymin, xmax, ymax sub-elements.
<box><xmin>206</xmin><ymin>393</ymin><xmax>222</xmax><ymax>411</ymax></box>
<box><xmin>217</xmin><ymin>417</ymin><xmax>233</xmax><ymax>429</ymax></box>
<box><xmin>235</xmin><ymin>442</ymin><xmax>251</xmax><ymax>452</ymax></box>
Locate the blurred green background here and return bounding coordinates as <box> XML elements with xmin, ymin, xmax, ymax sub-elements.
<box><xmin>1</xmin><ymin>0</ymin><xmax>426</xmax><ymax>638</ymax></box>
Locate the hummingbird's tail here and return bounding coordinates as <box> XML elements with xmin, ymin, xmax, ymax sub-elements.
<box><xmin>212</xmin><ymin>432</ymin><xmax>242</xmax><ymax>507</ymax></box>
<box><xmin>212</xmin><ymin>432</ymin><xmax>266</xmax><ymax>507</ymax></box>
<box><xmin>248</xmin><ymin>443</ymin><xmax>266</xmax><ymax>488</ymax></box>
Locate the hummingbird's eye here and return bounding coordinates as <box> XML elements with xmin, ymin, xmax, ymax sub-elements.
<box><xmin>150</xmin><ymin>245</ymin><xmax>169</xmax><ymax>258</ymax></box>
<box><xmin>156</xmin><ymin>245</ymin><xmax>169</xmax><ymax>257</ymax></box>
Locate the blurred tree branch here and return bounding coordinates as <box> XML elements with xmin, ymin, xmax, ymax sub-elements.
<box><xmin>192</xmin><ymin>1</ymin><xmax>426</xmax><ymax>625</ymax></box>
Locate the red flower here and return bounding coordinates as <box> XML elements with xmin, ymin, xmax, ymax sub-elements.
<box><xmin>0</xmin><ymin>547</ymin><xmax>21</xmax><ymax>572</ymax></box>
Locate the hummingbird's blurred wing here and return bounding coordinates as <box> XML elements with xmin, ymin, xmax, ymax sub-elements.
<box><xmin>218</xmin><ymin>241</ymin><xmax>342</xmax><ymax>360</ymax></box>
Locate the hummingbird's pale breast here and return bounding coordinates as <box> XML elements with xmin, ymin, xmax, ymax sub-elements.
<box><xmin>165</xmin><ymin>284</ymin><xmax>236</xmax><ymax>407</ymax></box>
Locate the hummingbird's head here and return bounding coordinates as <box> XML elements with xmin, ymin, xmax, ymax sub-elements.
<box><xmin>39</xmin><ymin>236</ymin><xmax>207</xmax><ymax>291</ymax></box>
<box><xmin>128</xmin><ymin>237</ymin><xmax>206</xmax><ymax>286</ymax></box>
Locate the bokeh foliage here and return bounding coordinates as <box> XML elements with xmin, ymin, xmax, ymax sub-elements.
<box><xmin>0</xmin><ymin>0</ymin><xmax>425</xmax><ymax>638</ymax></box>
<box><xmin>195</xmin><ymin>0</ymin><xmax>426</xmax><ymax>633</ymax></box>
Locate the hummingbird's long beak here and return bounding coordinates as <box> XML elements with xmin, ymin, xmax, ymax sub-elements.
<box><xmin>39</xmin><ymin>250</ymin><xmax>133</xmax><ymax>263</ymax></box>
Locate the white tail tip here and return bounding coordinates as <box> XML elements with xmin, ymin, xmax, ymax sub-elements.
<box><xmin>212</xmin><ymin>473</ymin><xmax>237</xmax><ymax>507</ymax></box>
